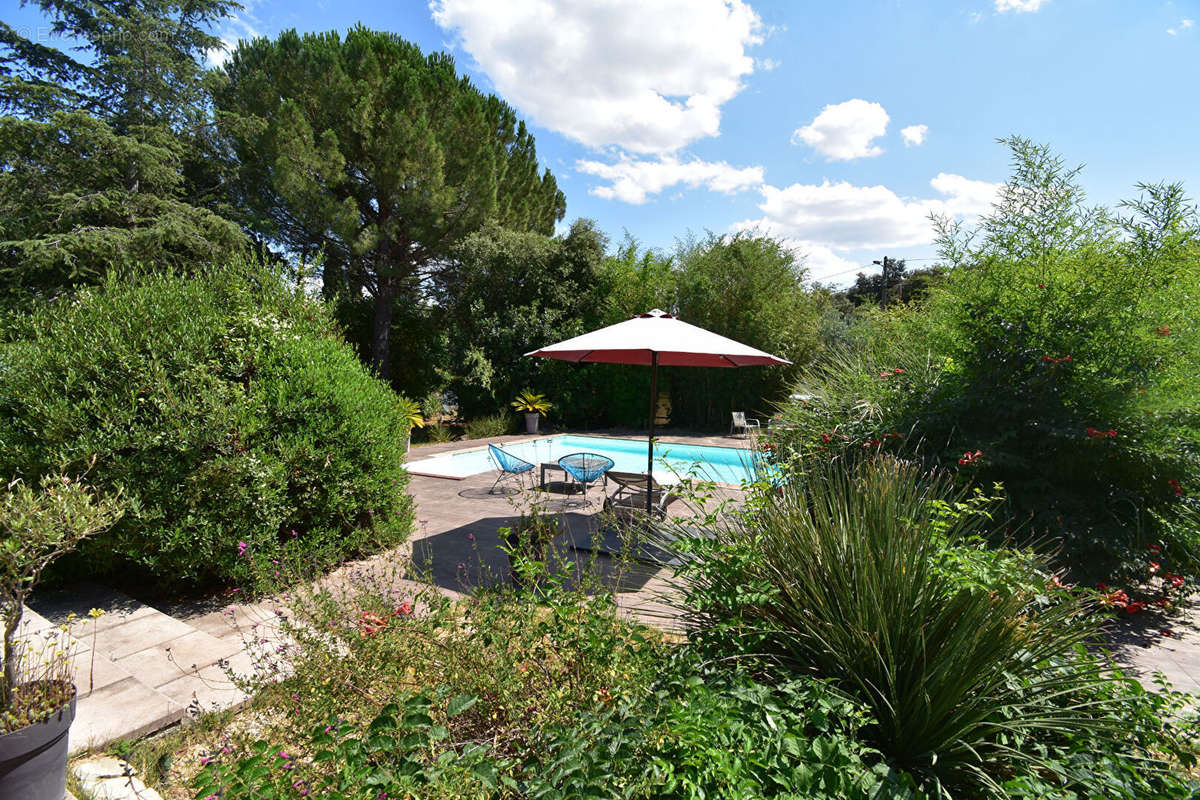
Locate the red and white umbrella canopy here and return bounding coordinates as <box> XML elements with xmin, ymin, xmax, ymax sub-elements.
<box><xmin>524</xmin><ymin>309</ymin><xmax>791</xmax><ymax>367</ymax></box>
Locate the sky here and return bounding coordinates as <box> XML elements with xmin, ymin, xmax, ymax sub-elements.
<box><xmin>8</xmin><ymin>0</ymin><xmax>1199</xmax><ymax>284</ymax></box>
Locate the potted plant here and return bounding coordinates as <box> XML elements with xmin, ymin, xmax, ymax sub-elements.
<box><xmin>510</xmin><ymin>390</ymin><xmax>552</xmax><ymax>434</ymax></box>
<box><xmin>0</xmin><ymin>474</ymin><xmax>121</xmax><ymax>800</ymax></box>
<box><xmin>396</xmin><ymin>396</ymin><xmax>425</xmax><ymax>454</ymax></box>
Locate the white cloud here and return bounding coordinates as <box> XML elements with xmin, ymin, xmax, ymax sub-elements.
<box><xmin>577</xmin><ymin>155</ymin><xmax>764</xmax><ymax>204</ymax></box>
<box><xmin>995</xmin><ymin>0</ymin><xmax>1049</xmax><ymax>12</ymax></box>
<box><xmin>733</xmin><ymin>173</ymin><xmax>1000</xmax><ymax>252</ymax></box>
<box><xmin>206</xmin><ymin>8</ymin><xmax>261</xmax><ymax>67</ymax></box>
<box><xmin>787</xmin><ymin>241</ymin><xmax>861</xmax><ymax>283</ymax></box>
<box><xmin>1167</xmin><ymin>18</ymin><xmax>1194</xmax><ymax>35</ymax></box>
<box><xmin>900</xmin><ymin>124</ymin><xmax>928</xmax><ymax>147</ymax></box>
<box><xmin>430</xmin><ymin>0</ymin><xmax>764</xmax><ymax>154</ymax></box>
<box><xmin>792</xmin><ymin>99</ymin><xmax>889</xmax><ymax>162</ymax></box>
<box><xmin>757</xmin><ymin>57</ymin><xmax>781</xmax><ymax>71</ymax></box>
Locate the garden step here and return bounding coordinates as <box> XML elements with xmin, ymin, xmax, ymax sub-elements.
<box><xmin>27</xmin><ymin>585</ymin><xmax>255</xmax><ymax>753</ymax></box>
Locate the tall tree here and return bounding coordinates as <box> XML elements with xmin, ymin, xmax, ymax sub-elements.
<box><xmin>437</xmin><ymin>219</ymin><xmax>606</xmax><ymax>419</ymax></box>
<box><xmin>214</xmin><ymin>27</ymin><xmax>566</xmax><ymax>380</ymax></box>
<box><xmin>0</xmin><ymin>0</ymin><xmax>247</xmax><ymax>298</ymax></box>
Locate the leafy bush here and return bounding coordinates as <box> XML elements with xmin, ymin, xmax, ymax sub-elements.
<box><xmin>0</xmin><ymin>266</ymin><xmax>415</xmax><ymax>591</ymax></box>
<box><xmin>772</xmin><ymin>139</ymin><xmax>1200</xmax><ymax>578</ymax></box>
<box><xmin>462</xmin><ymin>413</ymin><xmax>514</xmax><ymax>440</ymax></box>
<box><xmin>670</xmin><ymin>455</ymin><xmax>1196</xmax><ymax>796</ymax></box>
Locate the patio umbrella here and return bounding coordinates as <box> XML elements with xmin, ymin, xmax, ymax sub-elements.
<box><xmin>525</xmin><ymin>309</ymin><xmax>791</xmax><ymax>515</ymax></box>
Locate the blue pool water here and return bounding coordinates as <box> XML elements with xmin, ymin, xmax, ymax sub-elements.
<box><xmin>407</xmin><ymin>434</ymin><xmax>759</xmax><ymax>485</ymax></box>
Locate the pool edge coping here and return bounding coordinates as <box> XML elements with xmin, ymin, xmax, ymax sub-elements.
<box><xmin>406</xmin><ymin>432</ymin><xmax>757</xmax><ymax>487</ymax></box>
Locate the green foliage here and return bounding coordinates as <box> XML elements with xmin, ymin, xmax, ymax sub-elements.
<box><xmin>0</xmin><ymin>1</ymin><xmax>247</xmax><ymax>299</ymax></box>
<box><xmin>0</xmin><ymin>474</ymin><xmax>121</xmax><ymax>714</ymax></box>
<box><xmin>194</xmin><ymin>691</ymin><xmax>498</xmax><ymax>799</ymax></box>
<box><xmin>462</xmin><ymin>413</ymin><xmax>514</xmax><ymax>440</ymax></box>
<box><xmin>214</xmin><ymin>26</ymin><xmax>566</xmax><ymax>377</ymax></box>
<box><xmin>0</xmin><ymin>266</ymin><xmax>415</xmax><ymax>591</ymax></box>
<box><xmin>671</xmin><ymin>455</ymin><xmax>1191</xmax><ymax>796</ymax></box>
<box><xmin>773</xmin><ymin>139</ymin><xmax>1200</xmax><ymax>578</ymax></box>
<box><xmin>588</xmin><ymin>232</ymin><xmax>820</xmax><ymax>429</ymax></box>
<box><xmin>438</xmin><ymin>220</ymin><xmax>606</xmax><ymax>421</ymax></box>
<box><xmin>511</xmin><ymin>390</ymin><xmax>552</xmax><ymax>414</ymax></box>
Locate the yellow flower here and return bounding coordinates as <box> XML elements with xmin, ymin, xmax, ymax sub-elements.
<box><xmin>88</xmin><ymin>608</ymin><xmax>105</xmax><ymax>619</ymax></box>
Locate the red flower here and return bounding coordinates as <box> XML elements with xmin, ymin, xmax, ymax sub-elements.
<box><xmin>1148</xmin><ymin>561</ymin><xmax>1160</xmax><ymax>575</ymax></box>
<box><xmin>1101</xmin><ymin>589</ymin><xmax>1130</xmax><ymax>608</ymax></box>
<box><xmin>892</xmin><ymin>368</ymin><xmax>905</xmax><ymax>375</ymax></box>
<box><xmin>820</xmin><ymin>433</ymin><xmax>832</xmax><ymax>444</ymax></box>
<box><xmin>392</xmin><ymin>601</ymin><xmax>413</xmax><ymax>617</ymax></box>
<box><xmin>360</xmin><ymin>611</ymin><xmax>388</xmax><ymax>637</ymax></box>
<box><xmin>1148</xmin><ymin>543</ymin><xmax>1162</xmax><ymax>554</ymax></box>
<box><xmin>1107</xmin><ymin>429</ymin><xmax>1117</xmax><ymax>438</ymax></box>
<box><xmin>1156</xmin><ymin>325</ymin><xmax>1171</xmax><ymax>336</ymax></box>
<box><xmin>1097</xmin><ymin>582</ymin><xmax>1109</xmax><ymax>592</ymax></box>
<box><xmin>1086</xmin><ymin>427</ymin><xmax>1116</xmax><ymax>439</ymax></box>
<box><xmin>1167</xmin><ymin>574</ymin><xmax>1185</xmax><ymax>590</ymax></box>
<box><xmin>1168</xmin><ymin>479</ymin><xmax>1183</xmax><ymax>496</ymax></box>
<box><xmin>1037</xmin><ymin>283</ymin><xmax>1046</xmax><ymax>290</ymax></box>
<box><xmin>1161</xmin><ymin>629</ymin><xmax>1175</xmax><ymax>638</ymax></box>
<box><xmin>1124</xmin><ymin>601</ymin><xmax>1145</xmax><ymax>614</ymax></box>
<box><xmin>957</xmin><ymin>450</ymin><xmax>983</xmax><ymax>466</ymax></box>
<box><xmin>879</xmin><ymin>371</ymin><xmax>893</xmax><ymax>379</ymax></box>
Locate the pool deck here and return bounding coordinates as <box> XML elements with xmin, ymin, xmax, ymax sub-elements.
<box><xmin>405</xmin><ymin>428</ymin><xmax>757</xmax><ymax>480</ymax></box>
<box><xmin>401</xmin><ymin>429</ymin><xmax>752</xmax><ymax>625</ymax></box>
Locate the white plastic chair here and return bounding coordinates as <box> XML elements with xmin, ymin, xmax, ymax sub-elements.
<box><xmin>730</xmin><ymin>411</ymin><xmax>761</xmax><ymax>438</ymax></box>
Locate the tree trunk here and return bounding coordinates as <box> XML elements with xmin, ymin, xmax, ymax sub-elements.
<box><xmin>3</xmin><ymin>602</ymin><xmax>23</xmax><ymax>710</ymax></box>
<box><xmin>371</xmin><ymin>279</ymin><xmax>399</xmax><ymax>382</ymax></box>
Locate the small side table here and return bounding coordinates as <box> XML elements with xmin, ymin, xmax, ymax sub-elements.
<box><xmin>539</xmin><ymin>461</ymin><xmax>567</xmax><ymax>489</ymax></box>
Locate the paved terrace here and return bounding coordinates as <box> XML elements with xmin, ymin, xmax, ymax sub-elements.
<box><xmin>29</xmin><ymin>430</ymin><xmax>751</xmax><ymax>754</ymax></box>
<box><xmin>25</xmin><ymin>429</ymin><xmax>1199</xmax><ymax>759</ymax></box>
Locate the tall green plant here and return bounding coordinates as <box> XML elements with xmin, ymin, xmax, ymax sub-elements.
<box><xmin>673</xmin><ymin>455</ymin><xmax>1153</xmax><ymax>795</ymax></box>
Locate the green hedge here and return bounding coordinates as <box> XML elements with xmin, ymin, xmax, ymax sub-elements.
<box><xmin>0</xmin><ymin>266</ymin><xmax>415</xmax><ymax>591</ymax></box>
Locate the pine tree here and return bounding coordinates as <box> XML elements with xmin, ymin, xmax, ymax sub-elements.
<box><xmin>0</xmin><ymin>1</ymin><xmax>246</xmax><ymax>299</ymax></box>
<box><xmin>214</xmin><ymin>27</ymin><xmax>566</xmax><ymax>379</ymax></box>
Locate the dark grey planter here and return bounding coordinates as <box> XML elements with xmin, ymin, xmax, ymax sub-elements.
<box><xmin>0</xmin><ymin>687</ymin><xmax>75</xmax><ymax>800</ymax></box>
<box><xmin>524</xmin><ymin>412</ymin><xmax>540</xmax><ymax>434</ymax></box>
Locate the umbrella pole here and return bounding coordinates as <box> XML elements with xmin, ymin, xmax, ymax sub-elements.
<box><xmin>646</xmin><ymin>352</ymin><xmax>658</xmax><ymax>517</ymax></box>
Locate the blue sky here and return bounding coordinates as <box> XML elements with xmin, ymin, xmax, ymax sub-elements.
<box><xmin>9</xmin><ymin>0</ymin><xmax>1198</xmax><ymax>283</ymax></box>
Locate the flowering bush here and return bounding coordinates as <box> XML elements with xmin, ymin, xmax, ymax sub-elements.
<box><xmin>769</xmin><ymin>139</ymin><xmax>1200</xmax><ymax>580</ymax></box>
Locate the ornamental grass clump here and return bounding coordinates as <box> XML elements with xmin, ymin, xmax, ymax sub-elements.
<box><xmin>673</xmin><ymin>454</ymin><xmax>1181</xmax><ymax>795</ymax></box>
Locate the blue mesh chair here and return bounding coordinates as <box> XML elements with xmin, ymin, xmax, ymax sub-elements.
<box><xmin>488</xmin><ymin>443</ymin><xmax>535</xmax><ymax>495</ymax></box>
<box><xmin>557</xmin><ymin>452</ymin><xmax>615</xmax><ymax>504</ymax></box>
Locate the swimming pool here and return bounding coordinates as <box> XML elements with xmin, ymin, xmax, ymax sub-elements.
<box><xmin>406</xmin><ymin>434</ymin><xmax>760</xmax><ymax>485</ymax></box>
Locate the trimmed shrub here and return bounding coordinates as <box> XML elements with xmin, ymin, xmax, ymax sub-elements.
<box><xmin>0</xmin><ymin>266</ymin><xmax>415</xmax><ymax>591</ymax></box>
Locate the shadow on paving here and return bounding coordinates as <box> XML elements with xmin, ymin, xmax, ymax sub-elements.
<box><xmin>410</xmin><ymin>510</ymin><xmax>664</xmax><ymax>600</ymax></box>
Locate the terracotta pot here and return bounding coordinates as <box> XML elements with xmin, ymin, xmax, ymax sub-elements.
<box><xmin>524</xmin><ymin>412</ymin><xmax>540</xmax><ymax>434</ymax></box>
<box><xmin>0</xmin><ymin>685</ymin><xmax>76</xmax><ymax>800</ymax></box>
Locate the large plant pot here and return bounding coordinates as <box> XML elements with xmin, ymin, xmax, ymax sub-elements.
<box><xmin>524</xmin><ymin>412</ymin><xmax>540</xmax><ymax>434</ymax></box>
<box><xmin>0</xmin><ymin>687</ymin><xmax>76</xmax><ymax>800</ymax></box>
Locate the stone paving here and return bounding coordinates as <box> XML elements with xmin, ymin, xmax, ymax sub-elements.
<box><xmin>29</xmin><ymin>428</ymin><xmax>1200</xmax><ymax>763</ymax></box>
